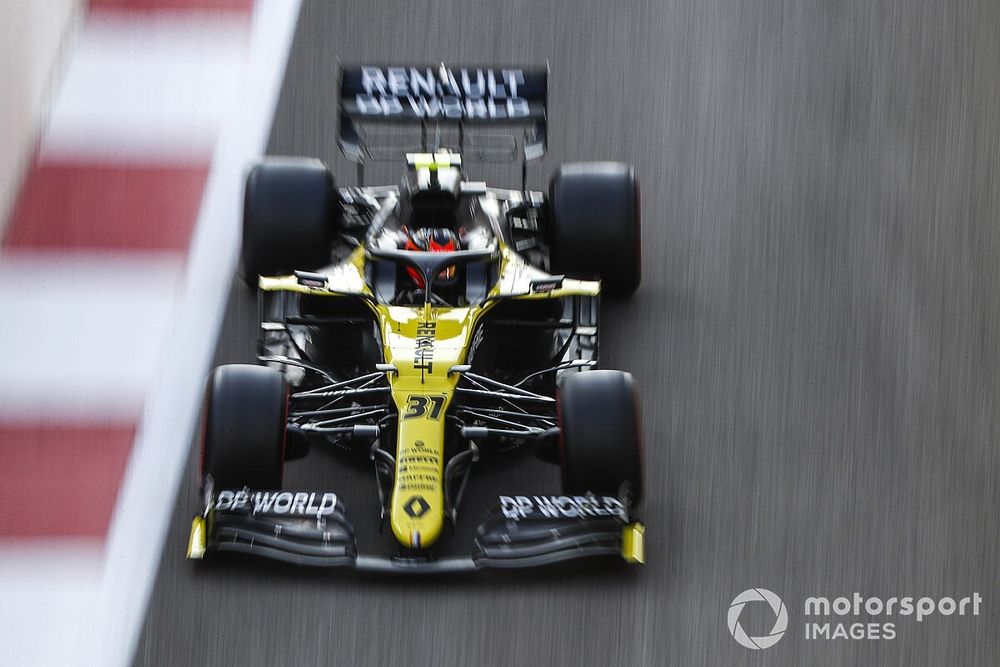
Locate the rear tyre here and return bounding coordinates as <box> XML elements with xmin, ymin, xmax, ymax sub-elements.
<box><xmin>548</xmin><ymin>162</ymin><xmax>641</xmax><ymax>296</ymax></box>
<box><xmin>558</xmin><ymin>370</ymin><xmax>643</xmax><ymax>504</ymax></box>
<box><xmin>241</xmin><ymin>157</ymin><xmax>340</xmax><ymax>286</ymax></box>
<box><xmin>201</xmin><ymin>364</ymin><xmax>287</xmax><ymax>489</ymax></box>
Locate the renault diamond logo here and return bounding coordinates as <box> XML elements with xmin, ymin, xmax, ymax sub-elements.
<box><xmin>403</xmin><ymin>495</ymin><xmax>430</xmax><ymax>518</ymax></box>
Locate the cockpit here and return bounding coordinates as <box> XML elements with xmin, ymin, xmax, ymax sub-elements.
<box><xmin>367</xmin><ymin>152</ymin><xmax>499</xmax><ymax>307</ymax></box>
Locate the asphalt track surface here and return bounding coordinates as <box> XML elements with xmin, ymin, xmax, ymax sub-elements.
<box><xmin>136</xmin><ymin>1</ymin><xmax>1000</xmax><ymax>665</ymax></box>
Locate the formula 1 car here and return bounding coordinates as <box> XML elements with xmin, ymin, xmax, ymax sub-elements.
<box><xmin>187</xmin><ymin>65</ymin><xmax>645</xmax><ymax>573</ymax></box>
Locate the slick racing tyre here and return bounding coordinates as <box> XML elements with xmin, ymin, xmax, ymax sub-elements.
<box><xmin>558</xmin><ymin>370</ymin><xmax>643</xmax><ymax>504</ymax></box>
<box><xmin>201</xmin><ymin>364</ymin><xmax>287</xmax><ymax>490</ymax></box>
<box><xmin>548</xmin><ymin>162</ymin><xmax>641</xmax><ymax>296</ymax></box>
<box><xmin>241</xmin><ymin>157</ymin><xmax>340</xmax><ymax>286</ymax></box>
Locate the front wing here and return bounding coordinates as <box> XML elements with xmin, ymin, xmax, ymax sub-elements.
<box><xmin>188</xmin><ymin>489</ymin><xmax>644</xmax><ymax>574</ymax></box>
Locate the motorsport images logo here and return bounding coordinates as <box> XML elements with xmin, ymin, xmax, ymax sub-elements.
<box><xmin>728</xmin><ymin>588</ymin><xmax>984</xmax><ymax>648</ymax></box>
<box><xmin>728</xmin><ymin>589</ymin><xmax>788</xmax><ymax>649</ymax></box>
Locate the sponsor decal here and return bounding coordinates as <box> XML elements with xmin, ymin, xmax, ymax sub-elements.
<box><xmin>413</xmin><ymin>320</ymin><xmax>436</xmax><ymax>379</ymax></box>
<box><xmin>352</xmin><ymin>66</ymin><xmax>534</xmax><ymax>120</ymax></box>
<box><xmin>727</xmin><ymin>588</ymin><xmax>984</xmax><ymax>648</ymax></box>
<box><xmin>397</xmin><ymin>444</ymin><xmax>441</xmax><ymax>493</ymax></box>
<box><xmin>499</xmin><ymin>495</ymin><xmax>626</xmax><ymax>521</ymax></box>
<box><xmin>530</xmin><ymin>277</ymin><xmax>563</xmax><ymax>294</ymax></box>
<box><xmin>403</xmin><ymin>495</ymin><xmax>431</xmax><ymax>518</ymax></box>
<box><xmin>294</xmin><ymin>270</ymin><xmax>328</xmax><ymax>289</ymax></box>
<box><xmin>468</xmin><ymin>324</ymin><xmax>485</xmax><ymax>361</ymax></box>
<box><xmin>214</xmin><ymin>490</ymin><xmax>338</xmax><ymax>518</ymax></box>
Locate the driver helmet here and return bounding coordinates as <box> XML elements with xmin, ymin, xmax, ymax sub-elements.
<box><xmin>402</xmin><ymin>226</ymin><xmax>461</xmax><ymax>288</ymax></box>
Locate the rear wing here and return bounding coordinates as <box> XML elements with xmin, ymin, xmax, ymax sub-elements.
<box><xmin>338</xmin><ymin>64</ymin><xmax>547</xmax><ymax>176</ymax></box>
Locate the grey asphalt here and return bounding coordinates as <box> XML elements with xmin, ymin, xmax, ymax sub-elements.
<box><xmin>134</xmin><ymin>0</ymin><xmax>1000</xmax><ymax>665</ymax></box>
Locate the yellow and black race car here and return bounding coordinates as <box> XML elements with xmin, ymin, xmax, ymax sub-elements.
<box><xmin>187</xmin><ymin>65</ymin><xmax>644</xmax><ymax>573</ymax></box>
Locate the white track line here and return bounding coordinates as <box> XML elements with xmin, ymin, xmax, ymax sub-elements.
<box><xmin>86</xmin><ymin>2</ymin><xmax>303</xmax><ymax>666</ymax></box>
<box><xmin>0</xmin><ymin>539</ymin><xmax>104</xmax><ymax>667</ymax></box>
<box><xmin>0</xmin><ymin>251</ymin><xmax>183</xmax><ymax>422</ymax></box>
<box><xmin>40</xmin><ymin>10</ymin><xmax>250</xmax><ymax>163</ymax></box>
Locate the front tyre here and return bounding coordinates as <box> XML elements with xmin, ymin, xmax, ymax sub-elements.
<box><xmin>241</xmin><ymin>157</ymin><xmax>340</xmax><ymax>286</ymax></box>
<box><xmin>548</xmin><ymin>162</ymin><xmax>641</xmax><ymax>297</ymax></box>
<box><xmin>201</xmin><ymin>364</ymin><xmax>287</xmax><ymax>490</ymax></box>
<box><xmin>558</xmin><ymin>370</ymin><xmax>643</xmax><ymax>504</ymax></box>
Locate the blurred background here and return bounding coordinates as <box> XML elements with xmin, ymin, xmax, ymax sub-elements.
<box><xmin>0</xmin><ymin>1</ymin><xmax>263</xmax><ymax>665</ymax></box>
<box><xmin>2</xmin><ymin>1</ymin><xmax>999</xmax><ymax>666</ymax></box>
<box><xmin>1</xmin><ymin>1</ymin><xmax>77</xmax><ymax>227</ymax></box>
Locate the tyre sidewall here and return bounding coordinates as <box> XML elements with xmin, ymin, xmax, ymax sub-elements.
<box><xmin>201</xmin><ymin>364</ymin><xmax>287</xmax><ymax>490</ymax></box>
<box><xmin>558</xmin><ymin>369</ymin><xmax>643</xmax><ymax>503</ymax></box>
